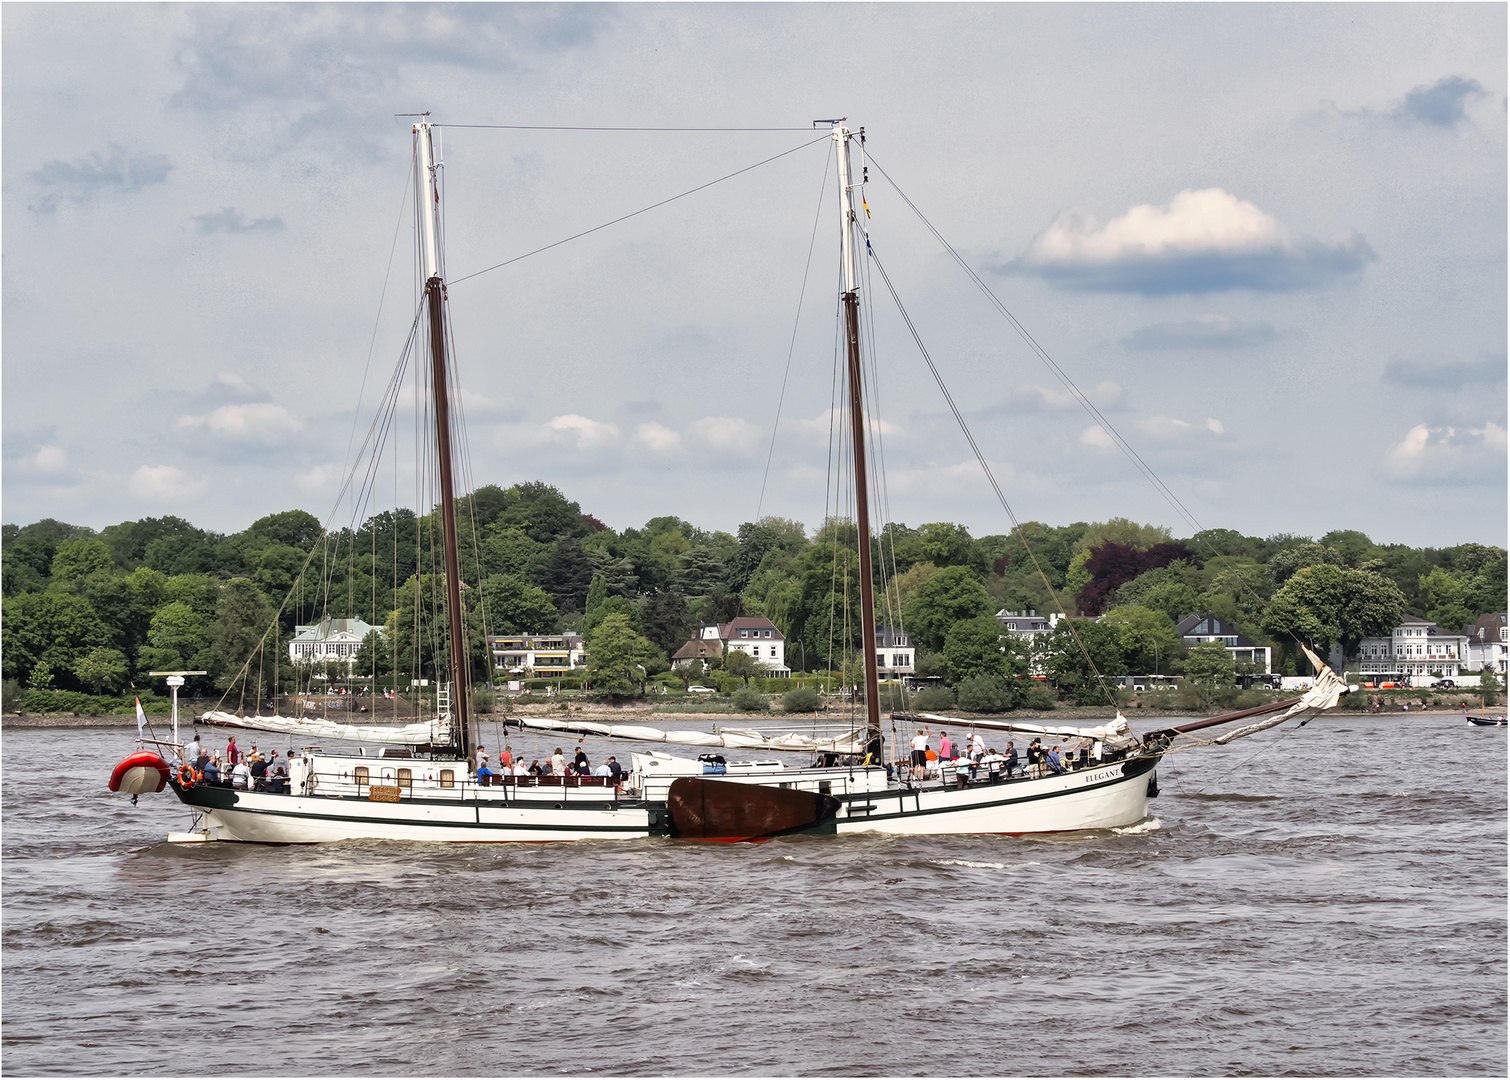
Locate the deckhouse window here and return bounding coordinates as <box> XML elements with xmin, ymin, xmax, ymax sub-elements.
<box><xmin>354</xmin><ymin>766</ymin><xmax>369</xmax><ymax>787</ymax></box>
<box><xmin>397</xmin><ymin>768</ymin><xmax>413</xmax><ymax>791</ymax></box>
<box><xmin>440</xmin><ymin>769</ymin><xmax>455</xmax><ymax>788</ymax></box>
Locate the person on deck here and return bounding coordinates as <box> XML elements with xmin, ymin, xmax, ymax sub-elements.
<box><xmin>527</xmin><ymin>759</ymin><xmax>542</xmax><ymax>776</ymax></box>
<box><xmin>938</xmin><ymin>732</ymin><xmax>953</xmax><ymax>761</ymax></box>
<box><xmin>202</xmin><ymin>755</ymin><xmax>222</xmax><ymax>785</ymax></box>
<box><xmin>268</xmin><ymin>767</ymin><xmax>289</xmax><ymax>794</ymax></box>
<box><xmin>574</xmin><ymin>746</ymin><xmax>590</xmax><ymax>772</ymax></box>
<box><xmin>1027</xmin><ymin>738</ymin><xmax>1043</xmax><ymax>772</ymax></box>
<box><xmin>184</xmin><ymin>732</ymin><xmax>204</xmax><ymax>769</ymax></box>
<box><xmin>551</xmin><ymin>748</ymin><xmax>566</xmax><ymax>775</ymax></box>
<box><xmin>909</xmin><ymin>729</ymin><xmax>929</xmax><ymax>780</ymax></box>
<box><xmin>230</xmin><ymin>759</ymin><xmax>251</xmax><ymax>790</ymax></box>
<box><xmin>225</xmin><ymin>736</ymin><xmax>241</xmax><ymax>766</ymax></box>
<box><xmin>593</xmin><ymin>761</ymin><xmax>612</xmax><ymax>778</ymax></box>
<box><xmin>249</xmin><ymin>752</ymin><xmax>269</xmax><ymax>789</ymax></box>
<box><xmin>1046</xmin><ymin>745</ymin><xmax>1064</xmax><ymax>773</ymax></box>
<box><xmin>606</xmin><ymin>756</ymin><xmax>624</xmax><ymax>783</ymax></box>
<box><xmin>1003</xmin><ymin>742</ymin><xmax>1019</xmax><ymax>777</ymax></box>
<box><xmin>970</xmin><ymin>732</ymin><xmax>986</xmax><ymax>761</ymax></box>
<box><xmin>500</xmin><ymin>748</ymin><xmax>513</xmax><ymax>770</ymax></box>
<box><xmin>476</xmin><ymin>759</ymin><xmax>495</xmax><ymax>786</ymax></box>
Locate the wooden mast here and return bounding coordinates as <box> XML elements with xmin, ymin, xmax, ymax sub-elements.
<box><xmin>833</xmin><ymin>123</ymin><xmax>883</xmax><ymax>755</ymax></box>
<box><xmin>415</xmin><ymin>117</ymin><xmax>472</xmax><ymax>760</ymax></box>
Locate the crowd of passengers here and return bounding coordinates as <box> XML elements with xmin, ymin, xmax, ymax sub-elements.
<box><xmin>171</xmin><ymin>730</ymin><xmax>294</xmax><ymax>793</ymax></box>
<box><xmin>472</xmin><ymin>745</ymin><xmax>625</xmax><ymax>787</ymax></box>
<box><xmin>904</xmin><ymin>727</ymin><xmax>1109</xmax><ymax>786</ymax></box>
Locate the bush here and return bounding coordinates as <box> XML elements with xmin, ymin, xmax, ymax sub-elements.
<box><xmin>471</xmin><ymin>687</ymin><xmax>496</xmax><ymax>714</ymax></box>
<box><xmin>912</xmin><ymin>686</ymin><xmax>956</xmax><ymax>711</ymax></box>
<box><xmin>782</xmin><ymin>686</ymin><xmax>820</xmax><ymax>713</ymax></box>
<box><xmin>1023</xmin><ymin>684</ymin><xmax>1057</xmax><ymax>710</ymax></box>
<box><xmin>731</xmin><ymin>686</ymin><xmax>770</xmax><ymax>712</ymax></box>
<box><xmin>2</xmin><ymin>679</ymin><xmax>23</xmax><ymax>714</ymax></box>
<box><xmin>956</xmin><ymin>675</ymin><xmax>1015</xmax><ymax>713</ymax></box>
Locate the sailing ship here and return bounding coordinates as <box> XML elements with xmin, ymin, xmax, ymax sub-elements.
<box><xmin>115</xmin><ymin>118</ymin><xmax>1352</xmax><ymax>844</ymax></box>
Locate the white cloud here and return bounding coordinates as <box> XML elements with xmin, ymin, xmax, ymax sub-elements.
<box><xmin>686</xmin><ymin>416</ymin><xmax>762</xmax><ymax>454</ymax></box>
<box><xmin>175</xmin><ymin>402</ymin><xmax>304</xmax><ymax>442</ymax></box>
<box><xmin>544</xmin><ymin>413</ymin><xmax>620</xmax><ymax>451</ymax></box>
<box><xmin>1010</xmin><ymin>381</ymin><xmax>1123</xmax><ymax>411</ymax></box>
<box><xmin>1385</xmin><ymin>423</ymin><xmax>1507</xmax><ymax>480</ymax></box>
<box><xmin>130</xmin><ymin>464</ymin><xmax>209</xmax><ymax>501</ymax></box>
<box><xmin>295</xmin><ymin>462</ymin><xmax>343</xmax><ymax>493</ymax></box>
<box><xmin>12</xmin><ymin>444</ymin><xmax>69</xmax><ymax>475</ymax></box>
<box><xmin>632</xmin><ymin>421</ymin><xmax>681</xmax><ymax>455</ymax></box>
<box><xmin>1206</xmin><ymin>418</ymin><xmax>1224</xmax><ymax>435</ymax></box>
<box><xmin>1002</xmin><ymin>188</ymin><xmax>1373</xmax><ymax>294</ymax></box>
<box><xmin>1080</xmin><ymin>426</ymin><xmax>1115</xmax><ymax>450</ymax></box>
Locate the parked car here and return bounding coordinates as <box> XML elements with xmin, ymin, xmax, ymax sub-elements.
<box><xmin>1432</xmin><ymin>679</ymin><xmax>1456</xmax><ymax>689</ymax></box>
<box><xmin>686</xmin><ymin>685</ymin><xmax>716</xmax><ymax>693</ymax></box>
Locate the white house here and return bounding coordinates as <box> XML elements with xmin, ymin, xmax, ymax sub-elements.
<box><xmin>875</xmin><ymin>626</ymin><xmax>915</xmax><ymax>679</ymax></box>
<box><xmin>288</xmin><ymin>616</ymin><xmax>381</xmax><ymax>670</ymax></box>
<box><xmin>486</xmin><ymin>633</ymin><xmax>586</xmax><ymax>678</ymax></box>
<box><xmin>1460</xmin><ymin>613</ymin><xmax>1507</xmax><ymax>676</ymax></box>
<box><xmin>997</xmin><ymin>609</ymin><xmax>1061</xmax><ymax>675</ymax></box>
<box><xmin>1175</xmin><ymin>613</ymin><xmax>1272</xmax><ymax>674</ymax></box>
<box><xmin>1356</xmin><ymin>615</ymin><xmax>1466</xmax><ymax>682</ymax></box>
<box><xmin>673</xmin><ymin>616</ymin><xmax>790</xmax><ymax>676</ymax></box>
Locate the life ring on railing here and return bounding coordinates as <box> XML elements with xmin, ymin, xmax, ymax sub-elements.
<box><xmin>176</xmin><ymin>766</ymin><xmax>199</xmax><ymax>788</ymax></box>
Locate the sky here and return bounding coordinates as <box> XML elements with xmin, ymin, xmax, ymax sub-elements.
<box><xmin>3</xmin><ymin>3</ymin><xmax>1506</xmax><ymax>551</ymax></box>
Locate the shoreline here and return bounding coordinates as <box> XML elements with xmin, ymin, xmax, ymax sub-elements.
<box><xmin>2</xmin><ymin>704</ymin><xmax>1489</xmax><ymax>729</ymax></box>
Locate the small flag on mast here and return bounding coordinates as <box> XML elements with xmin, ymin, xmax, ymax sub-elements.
<box><xmin>135</xmin><ymin>696</ymin><xmax>147</xmax><ymax>736</ymax></box>
<box><xmin>862</xmin><ymin>194</ymin><xmax>871</xmax><ymax>219</ymax></box>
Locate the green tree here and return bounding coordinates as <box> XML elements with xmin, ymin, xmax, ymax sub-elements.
<box><xmin>586</xmin><ymin>613</ymin><xmax>657</xmax><ymax>696</ymax></box>
<box><xmin>479</xmin><ymin>574</ymin><xmax>558</xmax><ymax>634</ymax></box>
<box><xmin>731</xmin><ymin>685</ymin><xmax>769</xmax><ymax>711</ymax></box>
<box><xmin>1183</xmin><ymin>640</ymin><xmax>1237</xmax><ymax>707</ymax></box>
<box><xmin>782</xmin><ymin>685</ymin><xmax>820</xmax><ymax>712</ymax></box>
<box><xmin>640</xmin><ymin>590</ymin><xmax>692</xmax><ymax>657</ymax></box>
<box><xmin>352</xmin><ymin>630</ymin><xmax>392</xmax><ymax>680</ymax></box>
<box><xmin>1</xmin><ymin>590</ymin><xmax>112</xmax><ymax>690</ymax></box>
<box><xmin>50</xmin><ymin>538</ymin><xmax>113</xmax><ymax>583</ymax></box>
<box><xmin>723</xmin><ymin>650</ymin><xmax>766</xmax><ymax>684</ymax></box>
<box><xmin>72</xmin><ymin>646</ymin><xmax>130</xmax><ymax>694</ymax></box>
<box><xmin>209</xmin><ymin>578</ymin><xmax>279</xmax><ymax>693</ymax></box>
<box><xmin>955</xmin><ymin>673</ymin><xmax>1016</xmax><ymax>713</ymax></box>
<box><xmin>904</xmin><ymin>565</ymin><xmax>993</xmax><ymax>650</ymax></box>
<box><xmin>1262</xmin><ymin>564</ymin><xmax>1407</xmax><ymax>665</ymax></box>
<box><xmin>582</xmin><ymin>595</ymin><xmax>640</xmax><ymax>639</ymax></box>
<box><xmin>1100</xmin><ymin>605</ymin><xmax>1182</xmax><ymax>675</ymax></box>
<box><xmin>1418</xmin><ymin>566</ymin><xmax>1472</xmax><ymax>632</ymax></box>
<box><xmin>941</xmin><ymin>615</ymin><xmax>1013</xmax><ymax>682</ymax></box>
<box><xmin>1046</xmin><ymin>621</ymin><xmax>1126</xmax><ymax>705</ymax></box>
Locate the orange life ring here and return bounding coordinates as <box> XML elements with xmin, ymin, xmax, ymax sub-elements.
<box><xmin>177</xmin><ymin>765</ymin><xmax>198</xmax><ymax>788</ymax></box>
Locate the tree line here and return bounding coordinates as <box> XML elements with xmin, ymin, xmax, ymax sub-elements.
<box><xmin>3</xmin><ymin>480</ymin><xmax>1505</xmax><ymax>710</ymax></box>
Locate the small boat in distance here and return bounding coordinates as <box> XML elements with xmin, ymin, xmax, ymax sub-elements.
<box><xmin>1465</xmin><ymin>715</ymin><xmax>1508</xmax><ymax>727</ymax></box>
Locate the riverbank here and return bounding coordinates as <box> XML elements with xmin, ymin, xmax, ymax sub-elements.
<box><xmin>2</xmin><ymin>704</ymin><xmax>1487</xmax><ymax>729</ymax></box>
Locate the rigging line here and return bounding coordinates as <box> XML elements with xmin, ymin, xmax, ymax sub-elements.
<box><xmin>448</xmin><ymin>133</ymin><xmax>830</xmax><ymax>285</ymax></box>
<box><xmin>756</xmin><ymin>140</ymin><xmax>834</xmax><ymax>520</ymax></box>
<box><xmin>864</xmin><ymin>157</ymin><xmax>1261</xmax><ymax>609</ymax></box>
<box><xmin>866</xmin><ymin>244</ymin><xmax>1119</xmax><ymax>711</ymax></box>
<box><xmin>435</xmin><ymin>123</ymin><xmax>816</xmax><ymax>131</ymax></box>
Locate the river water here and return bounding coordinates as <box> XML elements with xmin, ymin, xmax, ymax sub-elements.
<box><xmin>2</xmin><ymin>715</ymin><xmax>1504</xmax><ymax>1077</ymax></box>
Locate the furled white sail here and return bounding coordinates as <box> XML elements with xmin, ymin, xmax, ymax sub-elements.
<box><xmin>913</xmin><ymin>711</ymin><xmax>1140</xmax><ymax>750</ymax></box>
<box><xmin>198</xmin><ymin>710</ymin><xmax>450</xmax><ymax>745</ymax></box>
<box><xmin>504</xmin><ymin>716</ymin><xmax>866</xmax><ymax>753</ymax></box>
<box><xmin>1212</xmin><ymin>664</ymin><xmax>1352</xmax><ymax>744</ymax></box>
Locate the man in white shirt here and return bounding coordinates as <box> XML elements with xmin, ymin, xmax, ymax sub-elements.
<box><xmin>970</xmin><ymin>732</ymin><xmax>985</xmax><ymax>761</ymax></box>
<box><xmin>909</xmin><ymin>729</ymin><xmax>929</xmax><ymax>780</ymax></box>
<box><xmin>184</xmin><ymin>732</ymin><xmax>204</xmax><ymax>767</ymax></box>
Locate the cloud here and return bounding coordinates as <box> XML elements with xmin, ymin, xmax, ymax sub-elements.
<box><xmin>27</xmin><ymin>144</ymin><xmax>172</xmax><ymax>213</ymax></box>
<box><xmin>544</xmin><ymin>414</ymin><xmax>620</xmax><ymax>451</ymax></box>
<box><xmin>632</xmin><ymin>421</ymin><xmax>682</xmax><ymax>455</ymax></box>
<box><xmin>130</xmin><ymin>464</ymin><xmax>209</xmax><ymax>502</ymax></box>
<box><xmin>1006</xmin><ymin>381</ymin><xmax>1124</xmax><ymax>411</ymax></box>
<box><xmin>1392</xmin><ymin>76</ymin><xmax>1487</xmax><ymax>128</ymax></box>
<box><xmin>998</xmin><ymin>188</ymin><xmax>1374</xmax><ymax>294</ymax></box>
<box><xmin>1382</xmin><ymin>353</ymin><xmax>1506</xmax><ymax>391</ymax></box>
<box><xmin>175</xmin><ymin>402</ymin><xmax>304</xmax><ymax>442</ymax></box>
<box><xmin>1079</xmin><ymin>414</ymin><xmax>1225</xmax><ymax>449</ymax></box>
<box><xmin>1124</xmin><ymin>315</ymin><xmax>1283</xmax><ymax>350</ymax></box>
<box><xmin>1384</xmin><ymin>422</ymin><xmax>1507</xmax><ymax>482</ymax></box>
<box><xmin>686</xmin><ymin>416</ymin><xmax>762</xmax><ymax>455</ymax></box>
<box><xmin>190</xmin><ymin>207</ymin><xmax>284</xmax><ymax>235</ymax></box>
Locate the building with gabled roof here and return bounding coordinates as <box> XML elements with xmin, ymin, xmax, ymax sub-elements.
<box><xmin>1175</xmin><ymin>612</ymin><xmax>1271</xmax><ymax>674</ymax></box>
<box><xmin>673</xmin><ymin>616</ymin><xmax>790</xmax><ymax>676</ymax></box>
<box><xmin>1461</xmin><ymin>613</ymin><xmax>1508</xmax><ymax>675</ymax></box>
<box><xmin>288</xmin><ymin>616</ymin><xmax>380</xmax><ymax>670</ymax></box>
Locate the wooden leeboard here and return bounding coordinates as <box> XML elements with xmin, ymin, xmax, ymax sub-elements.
<box><xmin>368</xmin><ymin>785</ymin><xmax>402</xmax><ymax>803</ymax></box>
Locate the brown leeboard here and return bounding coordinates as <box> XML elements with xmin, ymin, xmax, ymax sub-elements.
<box><xmin>667</xmin><ymin>776</ymin><xmax>841</xmax><ymax>841</ymax></box>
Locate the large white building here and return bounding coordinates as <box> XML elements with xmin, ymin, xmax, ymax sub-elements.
<box><xmin>875</xmin><ymin>626</ymin><xmax>915</xmax><ymax>679</ymax></box>
<box><xmin>1356</xmin><ymin>615</ymin><xmax>1466</xmax><ymax>682</ymax></box>
<box><xmin>288</xmin><ymin>616</ymin><xmax>381</xmax><ymax>669</ymax></box>
<box><xmin>1461</xmin><ymin>613</ymin><xmax>1508</xmax><ymax>676</ymax></box>
<box><xmin>996</xmin><ymin>609</ymin><xmax>1060</xmax><ymax>675</ymax></box>
<box><xmin>1175</xmin><ymin>613</ymin><xmax>1272</xmax><ymax>674</ymax></box>
<box><xmin>672</xmin><ymin>616</ymin><xmax>790</xmax><ymax>676</ymax></box>
<box><xmin>487</xmin><ymin>633</ymin><xmax>586</xmax><ymax>678</ymax></box>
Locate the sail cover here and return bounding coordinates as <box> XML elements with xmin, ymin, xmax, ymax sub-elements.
<box><xmin>197</xmin><ymin>710</ymin><xmax>450</xmax><ymax>745</ymax></box>
<box><xmin>503</xmin><ymin>716</ymin><xmax>866</xmax><ymax>753</ymax></box>
<box><xmin>912</xmin><ymin>711</ymin><xmax>1139</xmax><ymax>750</ymax></box>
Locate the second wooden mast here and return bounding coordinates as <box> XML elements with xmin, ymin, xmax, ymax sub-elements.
<box><xmin>833</xmin><ymin>122</ymin><xmax>883</xmax><ymax>756</ymax></box>
<box><xmin>416</xmin><ymin>118</ymin><xmax>472</xmax><ymax>760</ymax></box>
